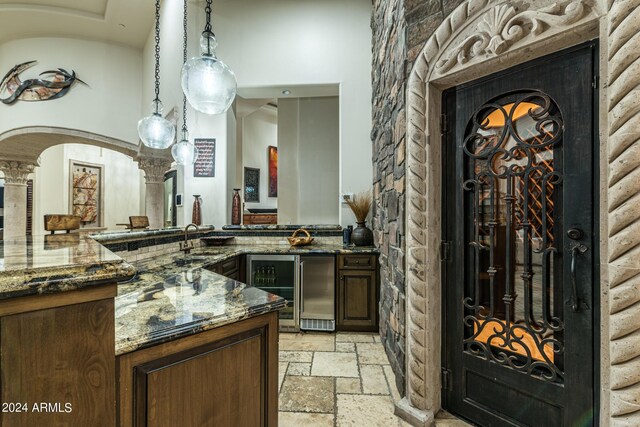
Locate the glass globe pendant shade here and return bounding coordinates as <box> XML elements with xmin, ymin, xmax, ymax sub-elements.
<box><xmin>171</xmin><ymin>130</ymin><xmax>199</xmax><ymax>165</ymax></box>
<box><xmin>181</xmin><ymin>32</ymin><xmax>237</xmax><ymax>115</ymax></box>
<box><xmin>138</xmin><ymin>100</ymin><xmax>175</xmax><ymax>149</ymax></box>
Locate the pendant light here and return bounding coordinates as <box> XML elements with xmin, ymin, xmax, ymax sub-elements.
<box><xmin>181</xmin><ymin>0</ymin><xmax>236</xmax><ymax>115</ymax></box>
<box><xmin>172</xmin><ymin>0</ymin><xmax>198</xmax><ymax>165</ymax></box>
<box><xmin>138</xmin><ymin>0</ymin><xmax>175</xmax><ymax>149</ymax></box>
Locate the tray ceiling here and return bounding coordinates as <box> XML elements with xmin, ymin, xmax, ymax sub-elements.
<box><xmin>0</xmin><ymin>0</ymin><xmax>154</xmax><ymax>49</ymax></box>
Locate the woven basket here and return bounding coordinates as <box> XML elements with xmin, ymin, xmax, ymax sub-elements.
<box><xmin>287</xmin><ymin>228</ymin><xmax>314</xmax><ymax>246</ymax></box>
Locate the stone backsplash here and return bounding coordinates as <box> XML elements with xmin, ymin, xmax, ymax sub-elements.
<box><xmin>371</xmin><ymin>0</ymin><xmax>464</xmax><ymax>397</ymax></box>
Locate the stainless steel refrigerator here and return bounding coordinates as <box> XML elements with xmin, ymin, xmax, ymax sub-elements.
<box><xmin>300</xmin><ymin>255</ymin><xmax>335</xmax><ymax>332</ymax></box>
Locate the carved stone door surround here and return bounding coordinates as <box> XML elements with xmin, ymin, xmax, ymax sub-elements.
<box><xmin>400</xmin><ymin>0</ymin><xmax>640</xmax><ymax>425</ymax></box>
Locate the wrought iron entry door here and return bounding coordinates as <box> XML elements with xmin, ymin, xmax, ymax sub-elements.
<box><xmin>442</xmin><ymin>42</ymin><xmax>597</xmax><ymax>426</ymax></box>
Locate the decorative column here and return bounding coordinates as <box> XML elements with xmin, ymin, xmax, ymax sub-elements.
<box><xmin>0</xmin><ymin>160</ymin><xmax>36</xmax><ymax>240</ymax></box>
<box><xmin>137</xmin><ymin>158</ymin><xmax>172</xmax><ymax>229</ymax></box>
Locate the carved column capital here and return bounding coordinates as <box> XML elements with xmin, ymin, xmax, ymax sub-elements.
<box><xmin>137</xmin><ymin>157</ymin><xmax>172</xmax><ymax>184</ymax></box>
<box><xmin>0</xmin><ymin>160</ymin><xmax>37</xmax><ymax>185</ymax></box>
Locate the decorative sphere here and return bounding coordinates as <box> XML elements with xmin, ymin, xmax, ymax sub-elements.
<box><xmin>171</xmin><ymin>138</ymin><xmax>198</xmax><ymax>165</ymax></box>
<box><xmin>138</xmin><ymin>113</ymin><xmax>175</xmax><ymax>149</ymax></box>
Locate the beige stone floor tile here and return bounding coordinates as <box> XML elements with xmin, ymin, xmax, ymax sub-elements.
<box><xmin>356</xmin><ymin>342</ymin><xmax>390</xmax><ymax>364</ymax></box>
<box><xmin>360</xmin><ymin>364</ymin><xmax>390</xmax><ymax>395</ymax></box>
<box><xmin>279</xmin><ymin>350</ymin><xmax>313</xmax><ymax>363</ymax></box>
<box><xmin>336</xmin><ymin>394</ymin><xmax>401</xmax><ymax>426</ymax></box>
<box><xmin>311</xmin><ymin>351</ymin><xmax>359</xmax><ymax>377</ymax></box>
<box><xmin>279</xmin><ymin>362</ymin><xmax>288</xmax><ymax>392</ymax></box>
<box><xmin>288</xmin><ymin>362</ymin><xmax>311</xmax><ymax>376</ymax></box>
<box><xmin>336</xmin><ymin>332</ymin><xmax>375</xmax><ymax>343</ymax></box>
<box><xmin>280</xmin><ymin>332</ymin><xmax>335</xmax><ymax>351</ymax></box>
<box><xmin>279</xmin><ymin>376</ymin><xmax>335</xmax><ymax>413</ymax></box>
<box><xmin>435</xmin><ymin>411</ymin><xmax>472</xmax><ymax>426</ymax></box>
<box><xmin>335</xmin><ymin>342</ymin><xmax>355</xmax><ymax>352</ymax></box>
<box><xmin>383</xmin><ymin>364</ymin><xmax>401</xmax><ymax>401</ymax></box>
<box><xmin>279</xmin><ymin>411</ymin><xmax>335</xmax><ymax>427</ymax></box>
<box><xmin>435</xmin><ymin>419</ymin><xmax>473</xmax><ymax>426</ymax></box>
<box><xmin>336</xmin><ymin>377</ymin><xmax>361</xmax><ymax>394</ymax></box>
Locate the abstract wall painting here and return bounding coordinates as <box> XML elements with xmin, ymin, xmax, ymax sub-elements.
<box><xmin>70</xmin><ymin>161</ymin><xmax>102</xmax><ymax>227</ymax></box>
<box><xmin>244</xmin><ymin>167</ymin><xmax>260</xmax><ymax>203</ymax></box>
<box><xmin>268</xmin><ymin>146</ymin><xmax>278</xmax><ymax>197</ymax></box>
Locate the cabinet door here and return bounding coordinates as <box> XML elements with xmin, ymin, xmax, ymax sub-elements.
<box><xmin>135</xmin><ymin>330</ymin><xmax>264</xmax><ymax>427</ymax></box>
<box><xmin>337</xmin><ymin>270</ymin><xmax>377</xmax><ymax>331</ymax></box>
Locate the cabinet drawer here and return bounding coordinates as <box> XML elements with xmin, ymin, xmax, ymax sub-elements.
<box><xmin>219</xmin><ymin>257</ymin><xmax>239</xmax><ymax>276</ymax></box>
<box><xmin>338</xmin><ymin>254</ymin><xmax>376</xmax><ymax>270</ymax></box>
<box><xmin>206</xmin><ymin>257</ymin><xmax>239</xmax><ymax>278</ymax></box>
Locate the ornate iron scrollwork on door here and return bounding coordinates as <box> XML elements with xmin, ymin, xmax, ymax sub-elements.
<box><xmin>461</xmin><ymin>90</ymin><xmax>565</xmax><ymax>382</ymax></box>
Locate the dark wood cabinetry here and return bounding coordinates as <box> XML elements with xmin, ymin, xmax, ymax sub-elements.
<box><xmin>0</xmin><ymin>285</ymin><xmax>117</xmax><ymax>427</ymax></box>
<box><xmin>336</xmin><ymin>254</ymin><xmax>378</xmax><ymax>332</ymax></box>
<box><xmin>117</xmin><ymin>312</ymin><xmax>279</xmax><ymax>427</ymax></box>
<box><xmin>206</xmin><ymin>255</ymin><xmax>245</xmax><ymax>281</ymax></box>
<box><xmin>243</xmin><ymin>213</ymin><xmax>277</xmax><ymax>225</ymax></box>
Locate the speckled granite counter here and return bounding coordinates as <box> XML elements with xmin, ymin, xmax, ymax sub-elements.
<box><xmin>221</xmin><ymin>224</ymin><xmax>341</xmax><ymax>231</ymax></box>
<box><xmin>115</xmin><ymin>243</ymin><xmax>377</xmax><ymax>355</ymax></box>
<box><xmin>0</xmin><ymin>235</ymin><xmax>135</xmax><ymax>300</ymax></box>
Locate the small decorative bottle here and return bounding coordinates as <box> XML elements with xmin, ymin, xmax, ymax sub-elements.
<box><xmin>192</xmin><ymin>195</ymin><xmax>202</xmax><ymax>225</ymax></box>
<box><xmin>231</xmin><ymin>189</ymin><xmax>241</xmax><ymax>225</ymax></box>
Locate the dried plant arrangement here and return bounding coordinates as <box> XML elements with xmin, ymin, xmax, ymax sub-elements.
<box><xmin>345</xmin><ymin>191</ymin><xmax>372</xmax><ymax>223</ymax></box>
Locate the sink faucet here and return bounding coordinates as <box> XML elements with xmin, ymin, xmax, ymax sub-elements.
<box><xmin>180</xmin><ymin>223</ymin><xmax>200</xmax><ymax>254</ymax></box>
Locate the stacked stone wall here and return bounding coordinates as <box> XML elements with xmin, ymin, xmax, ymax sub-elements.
<box><xmin>371</xmin><ymin>0</ymin><xmax>465</xmax><ymax>396</ymax></box>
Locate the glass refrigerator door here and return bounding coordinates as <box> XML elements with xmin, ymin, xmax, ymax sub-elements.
<box><xmin>248</xmin><ymin>255</ymin><xmax>299</xmax><ymax>329</ymax></box>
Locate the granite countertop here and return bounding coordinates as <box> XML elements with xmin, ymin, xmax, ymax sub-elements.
<box><xmin>221</xmin><ymin>224</ymin><xmax>342</xmax><ymax>231</ymax></box>
<box><xmin>115</xmin><ymin>243</ymin><xmax>377</xmax><ymax>355</ymax></box>
<box><xmin>0</xmin><ymin>235</ymin><xmax>135</xmax><ymax>300</ymax></box>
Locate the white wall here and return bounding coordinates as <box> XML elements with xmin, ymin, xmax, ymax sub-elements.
<box><xmin>242</xmin><ymin>106</ymin><xmax>277</xmax><ymax>210</ymax></box>
<box><xmin>278</xmin><ymin>97</ymin><xmax>339</xmax><ymax>224</ymax></box>
<box><xmin>214</xmin><ymin>0</ymin><xmax>372</xmax><ymax>226</ymax></box>
<box><xmin>145</xmin><ymin>0</ymin><xmax>372</xmax><ymax>227</ymax></box>
<box><xmin>0</xmin><ymin>37</ymin><xmax>142</xmax><ymax>144</ymax></box>
<box><xmin>33</xmin><ymin>144</ymin><xmax>143</xmax><ymax>233</ymax></box>
<box><xmin>278</xmin><ymin>99</ymin><xmax>299</xmax><ymax>224</ymax></box>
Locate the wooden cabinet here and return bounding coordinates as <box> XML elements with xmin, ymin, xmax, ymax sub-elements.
<box><xmin>336</xmin><ymin>254</ymin><xmax>379</xmax><ymax>332</ymax></box>
<box><xmin>243</xmin><ymin>213</ymin><xmax>277</xmax><ymax>225</ymax></box>
<box><xmin>117</xmin><ymin>312</ymin><xmax>279</xmax><ymax>427</ymax></box>
<box><xmin>206</xmin><ymin>255</ymin><xmax>244</xmax><ymax>281</ymax></box>
<box><xmin>0</xmin><ymin>285</ymin><xmax>117</xmax><ymax>427</ymax></box>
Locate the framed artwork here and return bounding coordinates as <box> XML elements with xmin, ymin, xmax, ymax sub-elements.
<box><xmin>268</xmin><ymin>146</ymin><xmax>278</xmax><ymax>197</ymax></box>
<box><xmin>70</xmin><ymin>161</ymin><xmax>103</xmax><ymax>227</ymax></box>
<box><xmin>193</xmin><ymin>138</ymin><xmax>215</xmax><ymax>177</ymax></box>
<box><xmin>244</xmin><ymin>167</ymin><xmax>260</xmax><ymax>203</ymax></box>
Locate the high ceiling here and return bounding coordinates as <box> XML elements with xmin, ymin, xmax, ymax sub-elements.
<box><xmin>0</xmin><ymin>0</ymin><xmax>154</xmax><ymax>49</ymax></box>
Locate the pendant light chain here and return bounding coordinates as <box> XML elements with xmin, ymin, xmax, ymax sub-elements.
<box><xmin>153</xmin><ymin>0</ymin><xmax>161</xmax><ymax>111</ymax></box>
<box><xmin>204</xmin><ymin>0</ymin><xmax>213</xmax><ymax>35</ymax></box>
<box><xmin>181</xmin><ymin>0</ymin><xmax>188</xmax><ymax>135</ymax></box>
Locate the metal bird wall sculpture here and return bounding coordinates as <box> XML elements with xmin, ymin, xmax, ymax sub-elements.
<box><xmin>0</xmin><ymin>60</ymin><xmax>87</xmax><ymax>104</ymax></box>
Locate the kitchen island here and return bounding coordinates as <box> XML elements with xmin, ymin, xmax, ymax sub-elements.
<box><xmin>0</xmin><ymin>235</ymin><xmax>286</xmax><ymax>427</ymax></box>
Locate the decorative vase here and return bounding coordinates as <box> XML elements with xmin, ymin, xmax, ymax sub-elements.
<box><xmin>192</xmin><ymin>195</ymin><xmax>202</xmax><ymax>225</ymax></box>
<box><xmin>351</xmin><ymin>221</ymin><xmax>373</xmax><ymax>246</ymax></box>
<box><xmin>231</xmin><ymin>189</ymin><xmax>241</xmax><ymax>225</ymax></box>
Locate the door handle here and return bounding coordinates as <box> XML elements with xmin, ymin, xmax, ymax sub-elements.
<box><xmin>569</xmin><ymin>243</ymin><xmax>588</xmax><ymax>312</ymax></box>
<box><xmin>300</xmin><ymin>261</ymin><xmax>305</xmax><ymax>313</ymax></box>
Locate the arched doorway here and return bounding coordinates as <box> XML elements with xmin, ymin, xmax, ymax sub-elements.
<box><xmin>399</xmin><ymin>0</ymin><xmax>640</xmax><ymax>425</ymax></box>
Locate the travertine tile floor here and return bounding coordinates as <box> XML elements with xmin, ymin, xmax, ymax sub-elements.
<box><xmin>278</xmin><ymin>332</ymin><xmax>471</xmax><ymax>427</ymax></box>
